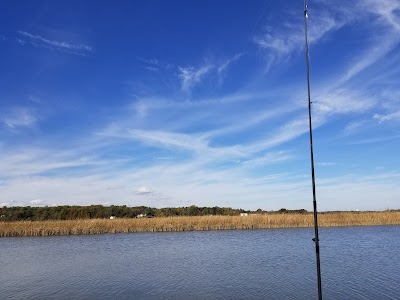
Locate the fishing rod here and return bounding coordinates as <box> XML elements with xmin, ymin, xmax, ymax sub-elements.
<box><xmin>303</xmin><ymin>1</ymin><xmax>323</xmax><ymax>299</ymax></box>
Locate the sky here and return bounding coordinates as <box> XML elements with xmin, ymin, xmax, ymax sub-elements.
<box><xmin>1</xmin><ymin>0</ymin><xmax>400</xmax><ymax>211</ymax></box>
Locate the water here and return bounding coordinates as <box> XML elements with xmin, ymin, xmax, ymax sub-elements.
<box><xmin>1</xmin><ymin>226</ymin><xmax>399</xmax><ymax>299</ymax></box>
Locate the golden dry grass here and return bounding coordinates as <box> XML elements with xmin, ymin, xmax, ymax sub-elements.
<box><xmin>1</xmin><ymin>211</ymin><xmax>399</xmax><ymax>237</ymax></box>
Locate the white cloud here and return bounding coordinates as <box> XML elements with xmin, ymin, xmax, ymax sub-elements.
<box><xmin>0</xmin><ymin>137</ymin><xmax>398</xmax><ymax>210</ymax></box>
<box><xmin>131</xmin><ymin>92</ymin><xmax>257</xmax><ymax>117</ymax></box>
<box><xmin>363</xmin><ymin>0</ymin><xmax>400</xmax><ymax>31</ymax></box>
<box><xmin>254</xmin><ymin>6</ymin><xmax>348</xmax><ymax>66</ymax></box>
<box><xmin>342</xmin><ymin>120</ymin><xmax>368</xmax><ymax>136</ymax></box>
<box><xmin>316</xmin><ymin>171</ymin><xmax>400</xmax><ymax>210</ymax></box>
<box><xmin>0</xmin><ymin>175</ymin><xmax>181</xmax><ymax>208</ymax></box>
<box><xmin>348</xmin><ymin>134</ymin><xmax>400</xmax><ymax>145</ymax></box>
<box><xmin>144</xmin><ymin>66</ymin><xmax>159</xmax><ymax>72</ymax></box>
<box><xmin>217</xmin><ymin>53</ymin><xmax>243</xmax><ymax>74</ymax></box>
<box><xmin>255</xmin><ymin>0</ymin><xmax>400</xmax><ymax>74</ymax></box>
<box><xmin>246</xmin><ymin>116</ymin><xmax>310</xmax><ymax>153</ymax></box>
<box><xmin>31</xmin><ymin>199</ymin><xmax>43</xmax><ymax>205</ymax></box>
<box><xmin>329</xmin><ymin>0</ymin><xmax>400</xmax><ymax>83</ymax></box>
<box><xmin>16</xmin><ymin>38</ymin><xmax>26</xmax><ymax>45</ymax></box>
<box><xmin>17</xmin><ymin>31</ymin><xmax>93</xmax><ymax>56</ymax></box>
<box><xmin>127</xmin><ymin>128</ymin><xmax>209</xmax><ymax>153</ymax></box>
<box><xmin>1</xmin><ymin>107</ymin><xmax>37</xmax><ymax>129</ymax></box>
<box><xmin>138</xmin><ymin>57</ymin><xmax>171</xmax><ymax>72</ymax></box>
<box><xmin>178</xmin><ymin>64</ymin><xmax>213</xmax><ymax>92</ymax></box>
<box><xmin>138</xmin><ymin>54</ymin><xmax>243</xmax><ymax>95</ymax></box>
<box><xmin>140</xmin><ymin>58</ymin><xmax>159</xmax><ymax>65</ymax></box>
<box><xmin>1</xmin><ymin>200</ymin><xmax>15</xmax><ymax>207</ymax></box>
<box><xmin>207</xmin><ymin>105</ymin><xmax>296</xmax><ymax>139</ymax></box>
<box><xmin>313</xmin><ymin>89</ymin><xmax>376</xmax><ymax>116</ymax></box>
<box><xmin>342</xmin><ymin>34</ymin><xmax>400</xmax><ymax>83</ymax></box>
<box><xmin>241</xmin><ymin>151</ymin><xmax>293</xmax><ymax>167</ymax></box>
<box><xmin>373</xmin><ymin>110</ymin><xmax>400</xmax><ymax>123</ymax></box>
<box><xmin>0</xmin><ymin>146</ymin><xmax>117</xmax><ymax>180</ymax></box>
<box><xmin>136</xmin><ymin>186</ymin><xmax>152</xmax><ymax>195</ymax></box>
<box><xmin>28</xmin><ymin>95</ymin><xmax>43</xmax><ymax>104</ymax></box>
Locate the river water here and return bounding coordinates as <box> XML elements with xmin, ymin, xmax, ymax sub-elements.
<box><xmin>1</xmin><ymin>226</ymin><xmax>399</xmax><ymax>299</ymax></box>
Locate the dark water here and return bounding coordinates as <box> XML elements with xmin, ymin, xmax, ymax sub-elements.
<box><xmin>1</xmin><ymin>226</ymin><xmax>399</xmax><ymax>299</ymax></box>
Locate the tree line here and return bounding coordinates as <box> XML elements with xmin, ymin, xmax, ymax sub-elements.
<box><xmin>0</xmin><ymin>205</ymin><xmax>307</xmax><ymax>221</ymax></box>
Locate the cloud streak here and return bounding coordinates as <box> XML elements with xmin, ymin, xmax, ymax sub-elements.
<box><xmin>254</xmin><ymin>5</ymin><xmax>348</xmax><ymax>66</ymax></box>
<box><xmin>178</xmin><ymin>64</ymin><xmax>213</xmax><ymax>93</ymax></box>
<box><xmin>0</xmin><ymin>107</ymin><xmax>37</xmax><ymax>129</ymax></box>
<box><xmin>218</xmin><ymin>53</ymin><xmax>243</xmax><ymax>74</ymax></box>
<box><xmin>373</xmin><ymin>111</ymin><xmax>400</xmax><ymax>123</ymax></box>
<box><xmin>17</xmin><ymin>31</ymin><xmax>93</xmax><ymax>56</ymax></box>
<box><xmin>177</xmin><ymin>53</ymin><xmax>244</xmax><ymax>93</ymax></box>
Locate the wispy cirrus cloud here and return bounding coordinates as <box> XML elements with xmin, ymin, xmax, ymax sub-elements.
<box><xmin>178</xmin><ymin>64</ymin><xmax>214</xmax><ymax>93</ymax></box>
<box><xmin>373</xmin><ymin>110</ymin><xmax>400</xmax><ymax>123</ymax></box>
<box><xmin>342</xmin><ymin>33</ymin><xmax>400</xmax><ymax>83</ymax></box>
<box><xmin>0</xmin><ymin>107</ymin><xmax>37</xmax><ymax>129</ymax></box>
<box><xmin>126</xmin><ymin>128</ymin><xmax>208</xmax><ymax>153</ymax></box>
<box><xmin>102</xmin><ymin>87</ymin><xmax>305</xmax><ymax>159</ymax></box>
<box><xmin>313</xmin><ymin>89</ymin><xmax>376</xmax><ymax>116</ymax></box>
<box><xmin>0</xmin><ymin>111</ymin><xmax>397</xmax><ymax>210</ymax></box>
<box><xmin>0</xmin><ymin>147</ymin><xmax>106</xmax><ymax>179</ymax></box>
<box><xmin>104</xmin><ymin>83</ymin><xmax>378</xmax><ymax>171</ymax></box>
<box><xmin>16</xmin><ymin>38</ymin><xmax>26</xmax><ymax>45</ymax></box>
<box><xmin>254</xmin><ymin>5</ymin><xmax>349</xmax><ymax>66</ymax></box>
<box><xmin>326</xmin><ymin>1</ymin><xmax>400</xmax><ymax>87</ymax></box>
<box><xmin>369</xmin><ymin>88</ymin><xmax>400</xmax><ymax>125</ymax></box>
<box><xmin>363</xmin><ymin>0</ymin><xmax>400</xmax><ymax>31</ymax></box>
<box><xmin>255</xmin><ymin>0</ymin><xmax>400</xmax><ymax>74</ymax></box>
<box><xmin>240</xmin><ymin>151</ymin><xmax>293</xmax><ymax>167</ymax></box>
<box><xmin>347</xmin><ymin>134</ymin><xmax>400</xmax><ymax>145</ymax></box>
<box><xmin>251</xmin><ymin>0</ymin><xmax>400</xmax><ymax>155</ymax></box>
<box><xmin>341</xmin><ymin>120</ymin><xmax>368</xmax><ymax>136</ymax></box>
<box><xmin>315</xmin><ymin>171</ymin><xmax>400</xmax><ymax>210</ymax></box>
<box><xmin>138</xmin><ymin>57</ymin><xmax>175</xmax><ymax>72</ymax></box>
<box><xmin>134</xmin><ymin>54</ymin><xmax>244</xmax><ymax>95</ymax></box>
<box><xmin>17</xmin><ymin>31</ymin><xmax>93</xmax><ymax>56</ymax></box>
<box><xmin>177</xmin><ymin>53</ymin><xmax>244</xmax><ymax>93</ymax></box>
<box><xmin>217</xmin><ymin>53</ymin><xmax>244</xmax><ymax>74</ymax></box>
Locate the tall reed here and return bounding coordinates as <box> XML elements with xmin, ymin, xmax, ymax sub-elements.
<box><xmin>1</xmin><ymin>211</ymin><xmax>399</xmax><ymax>237</ymax></box>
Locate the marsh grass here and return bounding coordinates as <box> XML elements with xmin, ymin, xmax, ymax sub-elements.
<box><xmin>1</xmin><ymin>211</ymin><xmax>399</xmax><ymax>237</ymax></box>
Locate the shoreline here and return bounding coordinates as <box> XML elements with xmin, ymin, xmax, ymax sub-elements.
<box><xmin>1</xmin><ymin>212</ymin><xmax>399</xmax><ymax>237</ymax></box>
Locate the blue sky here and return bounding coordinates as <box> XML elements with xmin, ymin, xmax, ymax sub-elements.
<box><xmin>1</xmin><ymin>0</ymin><xmax>400</xmax><ymax>211</ymax></box>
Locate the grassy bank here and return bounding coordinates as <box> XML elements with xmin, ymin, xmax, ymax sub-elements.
<box><xmin>1</xmin><ymin>211</ymin><xmax>399</xmax><ymax>237</ymax></box>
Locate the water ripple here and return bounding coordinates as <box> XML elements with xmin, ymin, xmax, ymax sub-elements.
<box><xmin>1</xmin><ymin>226</ymin><xmax>399</xmax><ymax>299</ymax></box>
